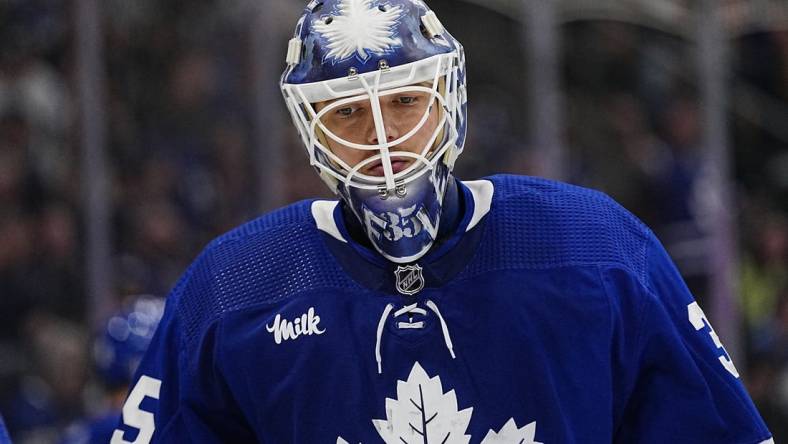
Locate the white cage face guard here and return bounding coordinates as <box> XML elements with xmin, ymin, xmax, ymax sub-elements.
<box><xmin>312</xmin><ymin>84</ymin><xmax>445</xmax><ymax>189</ymax></box>
<box><xmin>282</xmin><ymin>53</ymin><xmax>462</xmax><ymax>195</ymax></box>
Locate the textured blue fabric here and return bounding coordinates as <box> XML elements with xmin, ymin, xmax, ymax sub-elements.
<box><xmin>458</xmin><ymin>174</ymin><xmax>649</xmax><ymax>280</ymax></box>
<box><xmin>113</xmin><ymin>175</ymin><xmax>772</xmax><ymax>443</ymax></box>
<box><xmin>175</xmin><ymin>200</ymin><xmax>361</xmax><ymax>356</ymax></box>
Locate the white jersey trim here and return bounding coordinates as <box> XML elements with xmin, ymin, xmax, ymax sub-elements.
<box><xmin>311</xmin><ymin>200</ymin><xmax>347</xmax><ymax>243</ymax></box>
<box><xmin>758</xmin><ymin>438</ymin><xmax>774</xmax><ymax>444</ymax></box>
<box><xmin>462</xmin><ymin>180</ymin><xmax>494</xmax><ymax>232</ymax></box>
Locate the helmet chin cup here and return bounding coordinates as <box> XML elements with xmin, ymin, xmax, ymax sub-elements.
<box><xmin>340</xmin><ymin>160</ymin><xmax>452</xmax><ymax>263</ymax></box>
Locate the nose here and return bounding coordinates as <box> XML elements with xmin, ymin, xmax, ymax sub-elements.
<box><xmin>365</xmin><ymin>105</ymin><xmax>400</xmax><ymax>145</ymax></box>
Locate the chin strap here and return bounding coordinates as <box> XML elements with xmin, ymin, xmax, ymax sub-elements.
<box><xmin>374</xmin><ymin>300</ymin><xmax>456</xmax><ymax>374</ymax></box>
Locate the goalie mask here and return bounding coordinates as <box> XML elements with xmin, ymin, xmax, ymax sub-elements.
<box><xmin>281</xmin><ymin>0</ymin><xmax>468</xmax><ymax>263</ymax></box>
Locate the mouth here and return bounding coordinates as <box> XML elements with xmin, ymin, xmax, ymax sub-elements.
<box><xmin>364</xmin><ymin>158</ymin><xmax>412</xmax><ymax>176</ymax></box>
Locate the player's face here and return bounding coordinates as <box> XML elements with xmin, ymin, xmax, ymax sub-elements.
<box><xmin>315</xmin><ymin>86</ymin><xmax>440</xmax><ymax>177</ymax></box>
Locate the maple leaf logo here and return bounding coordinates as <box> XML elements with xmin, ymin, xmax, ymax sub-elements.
<box><xmin>314</xmin><ymin>0</ymin><xmax>403</xmax><ymax>62</ymax></box>
<box><xmin>480</xmin><ymin>418</ymin><xmax>543</xmax><ymax>444</ymax></box>
<box><xmin>337</xmin><ymin>362</ymin><xmax>543</xmax><ymax>444</ymax></box>
<box><xmin>372</xmin><ymin>361</ymin><xmax>473</xmax><ymax>443</ymax></box>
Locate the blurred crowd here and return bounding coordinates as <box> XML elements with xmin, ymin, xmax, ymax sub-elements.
<box><xmin>0</xmin><ymin>1</ymin><xmax>785</xmax><ymax>443</ymax></box>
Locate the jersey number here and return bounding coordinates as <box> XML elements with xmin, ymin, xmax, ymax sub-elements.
<box><xmin>111</xmin><ymin>375</ymin><xmax>162</xmax><ymax>444</ymax></box>
<box><xmin>687</xmin><ymin>301</ymin><xmax>740</xmax><ymax>378</ymax></box>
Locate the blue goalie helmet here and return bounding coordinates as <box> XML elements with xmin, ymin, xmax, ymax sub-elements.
<box><xmin>93</xmin><ymin>296</ymin><xmax>165</xmax><ymax>388</ymax></box>
<box><xmin>281</xmin><ymin>0</ymin><xmax>468</xmax><ymax>263</ymax></box>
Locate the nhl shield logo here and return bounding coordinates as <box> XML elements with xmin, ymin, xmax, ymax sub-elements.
<box><xmin>394</xmin><ymin>264</ymin><xmax>424</xmax><ymax>295</ymax></box>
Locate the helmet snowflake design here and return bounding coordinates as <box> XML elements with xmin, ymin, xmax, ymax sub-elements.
<box><xmin>281</xmin><ymin>0</ymin><xmax>468</xmax><ymax>263</ymax></box>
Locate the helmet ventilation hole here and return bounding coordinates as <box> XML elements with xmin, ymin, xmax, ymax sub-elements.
<box><xmin>324</xmin><ymin>16</ymin><xmax>333</xmax><ymax>24</ymax></box>
<box><xmin>378</xmin><ymin>5</ymin><xmax>387</xmax><ymax>12</ymax></box>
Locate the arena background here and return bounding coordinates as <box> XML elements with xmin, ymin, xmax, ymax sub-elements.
<box><xmin>0</xmin><ymin>0</ymin><xmax>786</xmax><ymax>441</ymax></box>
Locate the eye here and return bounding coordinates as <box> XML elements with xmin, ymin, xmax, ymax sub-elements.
<box><xmin>336</xmin><ymin>106</ymin><xmax>355</xmax><ymax>117</ymax></box>
<box><xmin>396</xmin><ymin>96</ymin><xmax>417</xmax><ymax>105</ymax></box>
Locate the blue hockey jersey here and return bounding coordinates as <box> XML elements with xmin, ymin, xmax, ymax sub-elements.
<box><xmin>112</xmin><ymin>175</ymin><xmax>773</xmax><ymax>443</ymax></box>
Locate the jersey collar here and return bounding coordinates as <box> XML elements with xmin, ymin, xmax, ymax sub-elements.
<box><xmin>311</xmin><ymin>179</ymin><xmax>494</xmax><ymax>294</ymax></box>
